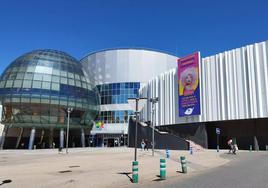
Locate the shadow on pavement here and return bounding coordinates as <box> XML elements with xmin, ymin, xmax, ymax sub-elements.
<box><xmin>0</xmin><ymin>179</ymin><xmax>12</xmax><ymax>186</ymax></box>
<box><xmin>153</xmin><ymin>175</ymin><xmax>165</xmax><ymax>182</ymax></box>
<box><xmin>69</xmin><ymin>165</ymin><xmax>80</xmax><ymax>168</ymax></box>
<box><xmin>117</xmin><ymin>172</ymin><xmax>133</xmax><ymax>183</ymax></box>
<box><xmin>58</xmin><ymin>170</ymin><xmax>72</xmax><ymax>173</ymax></box>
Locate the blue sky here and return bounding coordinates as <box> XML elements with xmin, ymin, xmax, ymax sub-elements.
<box><xmin>0</xmin><ymin>0</ymin><xmax>267</xmax><ymax>73</ymax></box>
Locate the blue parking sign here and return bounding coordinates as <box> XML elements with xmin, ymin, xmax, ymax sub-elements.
<box><xmin>216</xmin><ymin>128</ymin><xmax>220</xmax><ymax>135</ymax></box>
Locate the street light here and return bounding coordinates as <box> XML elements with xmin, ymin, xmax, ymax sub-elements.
<box><xmin>149</xmin><ymin>97</ymin><xmax>158</xmax><ymax>156</ymax></box>
<box><xmin>66</xmin><ymin>107</ymin><xmax>73</xmax><ymax>154</ymax></box>
<box><xmin>127</xmin><ymin>97</ymin><xmax>147</xmax><ymax>161</ymax></box>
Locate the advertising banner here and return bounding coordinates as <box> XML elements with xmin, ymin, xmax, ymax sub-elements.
<box><xmin>178</xmin><ymin>52</ymin><xmax>201</xmax><ymax>117</ymax></box>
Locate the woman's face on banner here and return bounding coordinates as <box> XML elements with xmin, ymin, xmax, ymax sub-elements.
<box><xmin>185</xmin><ymin>74</ymin><xmax>193</xmax><ymax>85</ymax></box>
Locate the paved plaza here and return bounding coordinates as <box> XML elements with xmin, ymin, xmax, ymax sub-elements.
<box><xmin>0</xmin><ymin>147</ymin><xmax>237</xmax><ymax>188</ymax></box>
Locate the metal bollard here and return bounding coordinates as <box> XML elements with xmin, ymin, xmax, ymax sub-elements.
<box><xmin>132</xmin><ymin>161</ymin><xmax>138</xmax><ymax>183</ymax></box>
<box><xmin>166</xmin><ymin>149</ymin><xmax>170</xmax><ymax>158</ymax></box>
<box><xmin>160</xmin><ymin>158</ymin><xmax>166</xmax><ymax>180</ymax></box>
<box><xmin>266</xmin><ymin>145</ymin><xmax>268</xmax><ymax>151</ymax></box>
<box><xmin>180</xmin><ymin>156</ymin><xmax>187</xmax><ymax>174</ymax></box>
<box><xmin>249</xmin><ymin>145</ymin><xmax>252</xmax><ymax>152</ymax></box>
<box><xmin>190</xmin><ymin>146</ymin><xmax>193</xmax><ymax>155</ymax></box>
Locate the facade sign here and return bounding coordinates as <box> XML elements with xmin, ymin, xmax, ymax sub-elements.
<box><xmin>178</xmin><ymin>52</ymin><xmax>201</xmax><ymax>117</ymax></box>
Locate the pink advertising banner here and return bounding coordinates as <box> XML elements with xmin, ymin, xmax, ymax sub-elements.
<box><xmin>178</xmin><ymin>52</ymin><xmax>201</xmax><ymax>117</ymax></box>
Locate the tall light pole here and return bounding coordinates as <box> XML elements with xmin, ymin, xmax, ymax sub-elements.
<box><xmin>66</xmin><ymin>107</ymin><xmax>73</xmax><ymax>154</ymax></box>
<box><xmin>149</xmin><ymin>97</ymin><xmax>158</xmax><ymax>157</ymax></box>
<box><xmin>127</xmin><ymin>97</ymin><xmax>147</xmax><ymax>161</ymax></box>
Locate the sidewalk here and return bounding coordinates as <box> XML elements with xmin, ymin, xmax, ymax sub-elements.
<box><xmin>0</xmin><ymin>148</ymin><xmax>232</xmax><ymax>188</ymax></box>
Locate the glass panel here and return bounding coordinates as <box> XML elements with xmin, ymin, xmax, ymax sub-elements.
<box><xmin>12</xmin><ymin>97</ymin><xmax>20</xmax><ymax>103</ymax></box>
<box><xmin>42</xmin><ymin>82</ymin><xmax>51</xmax><ymax>90</ymax></box>
<box><xmin>50</xmin><ymin>99</ymin><xmax>59</xmax><ymax>104</ymax></box>
<box><xmin>19</xmin><ymin>67</ymin><xmax>26</xmax><ymax>72</ymax></box>
<box><xmin>60</xmin><ymin>100</ymin><xmax>67</xmax><ymax>106</ymax></box>
<box><xmin>41</xmin><ymin>98</ymin><xmax>50</xmax><ymax>104</ymax></box>
<box><xmin>21</xmin><ymin>98</ymin><xmax>30</xmax><ymax>102</ymax></box>
<box><xmin>0</xmin><ymin>81</ymin><xmax>5</xmax><ymax>88</ymax></box>
<box><xmin>26</xmin><ymin>66</ymin><xmax>36</xmax><ymax>72</ymax></box>
<box><xmin>4</xmin><ymin>80</ymin><xmax>13</xmax><ymax>88</ymax></box>
<box><xmin>35</xmin><ymin>66</ymin><xmax>52</xmax><ymax>74</ymax></box>
<box><xmin>60</xmin><ymin>71</ymin><xmax>67</xmax><ymax>77</ymax></box>
<box><xmin>75</xmin><ymin>80</ymin><xmax>81</xmax><ymax>87</ymax></box>
<box><xmin>51</xmin><ymin>83</ymin><xmax>60</xmax><ymax>91</ymax></box>
<box><xmin>31</xmin><ymin>98</ymin><xmax>40</xmax><ymax>103</ymax></box>
<box><xmin>16</xmin><ymin>73</ymin><xmax>24</xmax><ymax>79</ymax></box>
<box><xmin>43</xmin><ymin>74</ymin><xmax>52</xmax><ymax>82</ymax></box>
<box><xmin>24</xmin><ymin>73</ymin><xmax>34</xmax><ymax>80</ymax></box>
<box><xmin>68</xmin><ymin>79</ymin><xmax>75</xmax><ymax>86</ymax></box>
<box><xmin>60</xmin><ymin>77</ymin><xmax>67</xmax><ymax>84</ymax></box>
<box><xmin>68</xmin><ymin>72</ymin><xmax>74</xmax><ymax>78</ymax></box>
<box><xmin>13</xmin><ymin>80</ymin><xmax>23</xmax><ymax>88</ymax></box>
<box><xmin>74</xmin><ymin>74</ymin><xmax>80</xmax><ymax>80</ymax></box>
<box><xmin>82</xmin><ymin>82</ymin><xmax>87</xmax><ymax>89</ymax></box>
<box><xmin>22</xmin><ymin>80</ymin><xmax>32</xmax><ymax>88</ymax></box>
<box><xmin>52</xmin><ymin>75</ymin><xmax>60</xmax><ymax>83</ymax></box>
<box><xmin>32</xmin><ymin>81</ymin><xmax>42</xmax><ymax>89</ymax></box>
<box><xmin>33</xmin><ymin>73</ymin><xmax>43</xmax><ymax>81</ymax></box>
<box><xmin>52</xmin><ymin>69</ymin><xmax>60</xmax><ymax>76</ymax></box>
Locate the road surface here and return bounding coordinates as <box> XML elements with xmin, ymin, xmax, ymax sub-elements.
<box><xmin>143</xmin><ymin>152</ymin><xmax>268</xmax><ymax>188</ymax></box>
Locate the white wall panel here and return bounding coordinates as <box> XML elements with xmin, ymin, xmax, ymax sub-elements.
<box><xmin>140</xmin><ymin>40</ymin><xmax>268</xmax><ymax>126</ymax></box>
<box><xmin>81</xmin><ymin>49</ymin><xmax>178</xmax><ymax>85</ymax></box>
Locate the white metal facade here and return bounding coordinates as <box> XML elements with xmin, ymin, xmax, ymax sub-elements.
<box><xmin>140</xmin><ymin>41</ymin><xmax>268</xmax><ymax>126</ymax></box>
<box><xmin>81</xmin><ymin>49</ymin><xmax>178</xmax><ymax>134</ymax></box>
<box><xmin>80</xmin><ymin>49</ymin><xmax>178</xmax><ymax>85</ymax></box>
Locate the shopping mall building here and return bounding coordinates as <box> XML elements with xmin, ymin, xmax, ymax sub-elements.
<box><xmin>0</xmin><ymin>48</ymin><xmax>177</xmax><ymax>149</ymax></box>
<box><xmin>140</xmin><ymin>40</ymin><xmax>268</xmax><ymax>150</ymax></box>
<box><xmin>0</xmin><ymin>40</ymin><xmax>267</xmax><ymax>150</ymax></box>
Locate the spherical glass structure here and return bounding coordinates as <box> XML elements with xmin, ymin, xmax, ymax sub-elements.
<box><xmin>0</xmin><ymin>49</ymin><xmax>99</xmax><ymax>129</ymax></box>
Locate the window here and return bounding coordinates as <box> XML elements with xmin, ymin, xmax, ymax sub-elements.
<box><xmin>52</xmin><ymin>69</ymin><xmax>60</xmax><ymax>76</ymax></box>
<box><xmin>16</xmin><ymin>73</ymin><xmax>24</xmax><ymax>80</ymax></box>
<box><xmin>60</xmin><ymin>70</ymin><xmax>67</xmax><ymax>77</ymax></box>
<box><xmin>68</xmin><ymin>72</ymin><xmax>74</xmax><ymax>79</ymax></box>
<box><xmin>68</xmin><ymin>78</ymin><xmax>75</xmax><ymax>86</ymax></box>
<box><xmin>59</xmin><ymin>77</ymin><xmax>66</xmax><ymax>85</ymax></box>
<box><xmin>32</xmin><ymin>81</ymin><xmax>42</xmax><ymax>89</ymax></box>
<box><xmin>42</xmin><ymin>82</ymin><xmax>51</xmax><ymax>90</ymax></box>
<box><xmin>35</xmin><ymin>66</ymin><xmax>52</xmax><ymax>74</ymax></box>
<box><xmin>33</xmin><ymin>73</ymin><xmax>43</xmax><ymax>81</ymax></box>
<box><xmin>24</xmin><ymin>73</ymin><xmax>34</xmax><ymax>80</ymax></box>
<box><xmin>43</xmin><ymin>74</ymin><xmax>52</xmax><ymax>82</ymax></box>
<box><xmin>74</xmin><ymin>74</ymin><xmax>80</xmax><ymax>80</ymax></box>
<box><xmin>13</xmin><ymin>80</ymin><xmax>23</xmax><ymax>88</ymax></box>
<box><xmin>26</xmin><ymin>66</ymin><xmax>36</xmax><ymax>72</ymax></box>
<box><xmin>0</xmin><ymin>81</ymin><xmax>5</xmax><ymax>88</ymax></box>
<box><xmin>51</xmin><ymin>83</ymin><xmax>60</xmax><ymax>91</ymax></box>
<box><xmin>52</xmin><ymin>75</ymin><xmax>60</xmax><ymax>83</ymax></box>
<box><xmin>22</xmin><ymin>80</ymin><xmax>32</xmax><ymax>88</ymax></box>
<box><xmin>75</xmin><ymin>80</ymin><xmax>81</xmax><ymax>87</ymax></box>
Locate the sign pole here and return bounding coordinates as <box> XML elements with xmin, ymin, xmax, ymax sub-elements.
<box><xmin>216</xmin><ymin>128</ymin><xmax>220</xmax><ymax>152</ymax></box>
<box><xmin>134</xmin><ymin>98</ymin><xmax>138</xmax><ymax>161</ymax></box>
<box><xmin>217</xmin><ymin>134</ymin><xmax>219</xmax><ymax>152</ymax></box>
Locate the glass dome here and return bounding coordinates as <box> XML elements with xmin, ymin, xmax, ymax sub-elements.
<box><xmin>0</xmin><ymin>49</ymin><xmax>99</xmax><ymax>129</ymax></box>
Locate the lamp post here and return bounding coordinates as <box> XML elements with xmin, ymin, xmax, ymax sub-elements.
<box><xmin>149</xmin><ymin>97</ymin><xmax>158</xmax><ymax>157</ymax></box>
<box><xmin>127</xmin><ymin>97</ymin><xmax>147</xmax><ymax>161</ymax></box>
<box><xmin>66</xmin><ymin>107</ymin><xmax>73</xmax><ymax>154</ymax></box>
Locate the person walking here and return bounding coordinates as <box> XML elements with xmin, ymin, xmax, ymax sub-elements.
<box><xmin>141</xmin><ymin>139</ymin><xmax>145</xmax><ymax>151</ymax></box>
<box><xmin>144</xmin><ymin>139</ymin><xmax>149</xmax><ymax>151</ymax></box>
<box><xmin>227</xmin><ymin>139</ymin><xmax>233</xmax><ymax>154</ymax></box>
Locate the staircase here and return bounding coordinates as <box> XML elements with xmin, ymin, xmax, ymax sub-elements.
<box><xmin>154</xmin><ymin>124</ymin><xmax>205</xmax><ymax>152</ymax></box>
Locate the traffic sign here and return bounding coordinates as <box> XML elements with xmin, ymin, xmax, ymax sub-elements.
<box><xmin>216</xmin><ymin>128</ymin><xmax>221</xmax><ymax>135</ymax></box>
